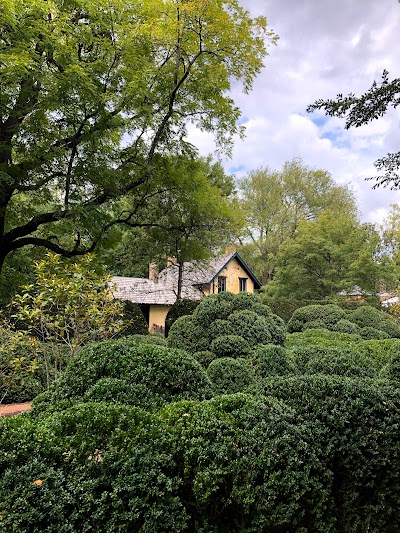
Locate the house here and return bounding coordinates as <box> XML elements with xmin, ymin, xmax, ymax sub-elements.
<box><xmin>111</xmin><ymin>251</ymin><xmax>261</xmax><ymax>334</ymax></box>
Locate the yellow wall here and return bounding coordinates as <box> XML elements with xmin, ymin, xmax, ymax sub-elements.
<box><xmin>210</xmin><ymin>257</ymin><xmax>254</xmax><ymax>294</ymax></box>
<box><xmin>149</xmin><ymin>305</ymin><xmax>170</xmax><ymax>333</ymax></box>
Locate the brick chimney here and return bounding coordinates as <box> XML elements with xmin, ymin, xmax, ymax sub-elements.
<box><xmin>149</xmin><ymin>262</ymin><xmax>158</xmax><ymax>282</ymax></box>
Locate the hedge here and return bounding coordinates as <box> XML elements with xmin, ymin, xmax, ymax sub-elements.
<box><xmin>287</xmin><ymin>304</ymin><xmax>346</xmax><ymax>333</ymax></box>
<box><xmin>207</xmin><ymin>358</ymin><xmax>255</xmax><ymax>394</ymax></box>
<box><xmin>250</xmin><ymin>344</ymin><xmax>296</xmax><ymax>378</ymax></box>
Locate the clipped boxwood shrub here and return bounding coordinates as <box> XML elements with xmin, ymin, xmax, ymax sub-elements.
<box><xmin>304</xmin><ymin>351</ymin><xmax>377</xmax><ymax>378</ymax></box>
<box><xmin>192</xmin><ymin>350</ymin><xmax>216</xmax><ymax>369</ymax></box>
<box><xmin>250</xmin><ymin>344</ymin><xmax>296</xmax><ymax>379</ymax></box>
<box><xmin>126</xmin><ymin>334</ymin><xmax>167</xmax><ymax>346</ymax></box>
<box><xmin>358</xmin><ymin>339</ymin><xmax>400</xmax><ymax>368</ymax></box>
<box><xmin>330</xmin><ymin>319</ymin><xmax>359</xmax><ymax>335</ymax></box>
<box><xmin>210</xmin><ymin>335</ymin><xmax>251</xmax><ymax>359</ymax></box>
<box><xmin>166</xmin><ymin>315</ymin><xmax>209</xmax><ymax>354</ymax></box>
<box><xmin>31</xmin><ymin>337</ymin><xmax>211</xmax><ymax>413</ymax></box>
<box><xmin>286</xmin><ymin>329</ymin><xmax>362</xmax><ymax>350</ymax></box>
<box><xmin>359</xmin><ymin>326</ymin><xmax>390</xmax><ymax>340</ymax></box>
<box><xmin>227</xmin><ymin>310</ymin><xmax>272</xmax><ymax>346</ymax></box>
<box><xmin>118</xmin><ymin>300</ymin><xmax>148</xmax><ymax>336</ymax></box>
<box><xmin>347</xmin><ymin>306</ymin><xmax>400</xmax><ymax>338</ymax></box>
<box><xmin>287</xmin><ymin>304</ymin><xmax>346</xmax><ymax>333</ymax></box>
<box><xmin>207</xmin><ymin>358</ymin><xmax>255</xmax><ymax>394</ymax></box>
<box><xmin>165</xmin><ymin>299</ymin><xmax>200</xmax><ymax>334</ymax></box>
<box><xmin>168</xmin><ymin>292</ymin><xmax>286</xmax><ymax>355</ymax></box>
<box><xmin>290</xmin><ymin>345</ymin><xmax>364</xmax><ymax>373</ymax></box>
<box><xmin>380</xmin><ymin>353</ymin><xmax>400</xmax><ymax>381</ymax></box>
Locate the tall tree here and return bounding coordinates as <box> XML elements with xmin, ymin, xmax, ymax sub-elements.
<box><xmin>237</xmin><ymin>158</ymin><xmax>356</xmax><ymax>284</ymax></box>
<box><xmin>308</xmin><ymin>69</ymin><xmax>400</xmax><ymax>189</ymax></box>
<box><xmin>0</xmin><ymin>0</ymin><xmax>276</xmax><ymax>273</ymax></box>
<box><xmin>264</xmin><ymin>211</ymin><xmax>381</xmax><ymax>301</ymax></box>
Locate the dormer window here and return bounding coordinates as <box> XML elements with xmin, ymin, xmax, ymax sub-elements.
<box><xmin>239</xmin><ymin>277</ymin><xmax>247</xmax><ymax>292</ymax></box>
<box><xmin>218</xmin><ymin>276</ymin><xmax>227</xmax><ymax>293</ymax></box>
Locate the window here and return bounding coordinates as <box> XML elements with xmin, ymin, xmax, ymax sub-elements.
<box><xmin>239</xmin><ymin>277</ymin><xmax>247</xmax><ymax>292</ymax></box>
<box><xmin>218</xmin><ymin>276</ymin><xmax>226</xmax><ymax>293</ymax></box>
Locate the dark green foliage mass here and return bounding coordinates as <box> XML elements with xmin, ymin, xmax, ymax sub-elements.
<box><xmin>251</xmin><ymin>344</ymin><xmax>296</xmax><ymax>378</ymax></box>
<box><xmin>347</xmin><ymin>306</ymin><xmax>400</xmax><ymax>338</ymax></box>
<box><xmin>118</xmin><ymin>301</ymin><xmax>149</xmax><ymax>336</ymax></box>
<box><xmin>287</xmin><ymin>304</ymin><xmax>346</xmax><ymax>333</ymax></box>
<box><xmin>165</xmin><ymin>300</ymin><xmax>200</xmax><ymax>333</ymax></box>
<box><xmin>207</xmin><ymin>358</ymin><xmax>255</xmax><ymax>394</ymax></box>
<box><xmin>168</xmin><ymin>292</ymin><xmax>286</xmax><ymax>362</ymax></box>
<box><xmin>31</xmin><ymin>337</ymin><xmax>211</xmax><ymax>413</ymax></box>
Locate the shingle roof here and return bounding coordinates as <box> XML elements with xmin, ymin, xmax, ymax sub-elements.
<box><xmin>111</xmin><ymin>252</ymin><xmax>261</xmax><ymax>305</ymax></box>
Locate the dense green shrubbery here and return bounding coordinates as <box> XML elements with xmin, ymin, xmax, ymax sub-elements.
<box><xmin>207</xmin><ymin>358</ymin><xmax>255</xmax><ymax>394</ymax></box>
<box><xmin>287</xmin><ymin>304</ymin><xmax>346</xmax><ymax>333</ymax></box>
<box><xmin>347</xmin><ymin>305</ymin><xmax>400</xmax><ymax>338</ymax></box>
<box><xmin>261</xmin><ymin>375</ymin><xmax>400</xmax><ymax>532</ymax></box>
<box><xmin>286</xmin><ymin>328</ymin><xmax>362</xmax><ymax>349</ymax></box>
<box><xmin>31</xmin><ymin>338</ymin><xmax>211</xmax><ymax>414</ymax></box>
<box><xmin>125</xmin><ymin>333</ymin><xmax>167</xmax><ymax>346</ymax></box>
<box><xmin>358</xmin><ymin>326</ymin><xmax>390</xmax><ymax>340</ymax></box>
<box><xmin>118</xmin><ymin>300</ymin><xmax>148</xmax><ymax>336</ymax></box>
<box><xmin>209</xmin><ymin>335</ymin><xmax>251</xmax><ymax>359</ymax></box>
<box><xmin>250</xmin><ymin>344</ymin><xmax>296</xmax><ymax>378</ymax></box>
<box><xmin>358</xmin><ymin>339</ymin><xmax>400</xmax><ymax>368</ymax></box>
<box><xmin>330</xmin><ymin>318</ymin><xmax>359</xmax><ymax>335</ymax></box>
<box><xmin>165</xmin><ymin>299</ymin><xmax>200</xmax><ymax>334</ymax></box>
<box><xmin>192</xmin><ymin>350</ymin><xmax>216</xmax><ymax>368</ymax></box>
<box><xmin>168</xmin><ymin>293</ymin><xmax>286</xmax><ymax>363</ymax></box>
<box><xmin>304</xmin><ymin>351</ymin><xmax>377</xmax><ymax>378</ymax></box>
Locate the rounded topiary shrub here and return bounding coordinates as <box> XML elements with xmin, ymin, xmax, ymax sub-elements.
<box><xmin>165</xmin><ymin>299</ymin><xmax>200</xmax><ymax>334</ymax></box>
<box><xmin>210</xmin><ymin>335</ymin><xmax>251</xmax><ymax>359</ymax></box>
<box><xmin>290</xmin><ymin>345</ymin><xmax>364</xmax><ymax>373</ymax></box>
<box><xmin>207</xmin><ymin>357</ymin><xmax>255</xmax><ymax>394</ymax></box>
<box><xmin>287</xmin><ymin>304</ymin><xmax>346</xmax><ymax>333</ymax></box>
<box><xmin>357</xmin><ymin>339</ymin><xmax>400</xmax><ymax>368</ymax></box>
<box><xmin>127</xmin><ymin>334</ymin><xmax>167</xmax><ymax>346</ymax></box>
<box><xmin>347</xmin><ymin>306</ymin><xmax>400</xmax><ymax>338</ymax></box>
<box><xmin>330</xmin><ymin>319</ymin><xmax>360</xmax><ymax>335</ymax></box>
<box><xmin>251</xmin><ymin>344</ymin><xmax>296</xmax><ymax>379</ymax></box>
<box><xmin>168</xmin><ymin>292</ymin><xmax>286</xmax><ymax>355</ymax></box>
<box><xmin>166</xmin><ymin>315</ymin><xmax>209</xmax><ymax>354</ymax></box>
<box><xmin>227</xmin><ymin>310</ymin><xmax>272</xmax><ymax>346</ymax></box>
<box><xmin>31</xmin><ymin>337</ymin><xmax>211</xmax><ymax>413</ymax></box>
<box><xmin>192</xmin><ymin>350</ymin><xmax>217</xmax><ymax>368</ymax></box>
<box><xmin>304</xmin><ymin>351</ymin><xmax>377</xmax><ymax>378</ymax></box>
<box><xmin>380</xmin><ymin>353</ymin><xmax>400</xmax><ymax>381</ymax></box>
<box><xmin>359</xmin><ymin>326</ymin><xmax>390</xmax><ymax>340</ymax></box>
<box><xmin>118</xmin><ymin>300</ymin><xmax>148</xmax><ymax>336</ymax></box>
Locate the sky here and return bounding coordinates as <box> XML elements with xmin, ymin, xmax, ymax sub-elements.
<box><xmin>187</xmin><ymin>0</ymin><xmax>400</xmax><ymax>224</ymax></box>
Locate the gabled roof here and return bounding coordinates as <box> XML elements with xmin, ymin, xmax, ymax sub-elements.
<box><xmin>111</xmin><ymin>252</ymin><xmax>261</xmax><ymax>305</ymax></box>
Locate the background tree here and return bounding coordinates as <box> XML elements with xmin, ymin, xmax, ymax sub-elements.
<box><xmin>237</xmin><ymin>158</ymin><xmax>356</xmax><ymax>283</ymax></box>
<box><xmin>308</xmin><ymin>69</ymin><xmax>400</xmax><ymax>188</ymax></box>
<box><xmin>379</xmin><ymin>204</ymin><xmax>400</xmax><ymax>290</ymax></box>
<box><xmin>13</xmin><ymin>253</ymin><xmax>124</xmax><ymax>387</ymax></box>
<box><xmin>0</xmin><ymin>0</ymin><xmax>275</xmax><ymax>274</ymax></box>
<box><xmin>264</xmin><ymin>210</ymin><xmax>381</xmax><ymax>301</ymax></box>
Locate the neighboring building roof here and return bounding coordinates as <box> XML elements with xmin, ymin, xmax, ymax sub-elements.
<box><xmin>111</xmin><ymin>252</ymin><xmax>261</xmax><ymax>305</ymax></box>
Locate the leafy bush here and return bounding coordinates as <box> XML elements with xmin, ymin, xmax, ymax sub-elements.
<box><xmin>304</xmin><ymin>351</ymin><xmax>377</xmax><ymax>378</ymax></box>
<box><xmin>286</xmin><ymin>329</ymin><xmax>362</xmax><ymax>350</ymax></box>
<box><xmin>358</xmin><ymin>339</ymin><xmax>400</xmax><ymax>368</ymax></box>
<box><xmin>347</xmin><ymin>306</ymin><xmax>400</xmax><ymax>338</ymax></box>
<box><xmin>290</xmin><ymin>345</ymin><xmax>365</xmax><ymax>373</ymax></box>
<box><xmin>165</xmin><ymin>299</ymin><xmax>200</xmax><ymax>333</ymax></box>
<box><xmin>209</xmin><ymin>335</ymin><xmax>251</xmax><ymax>359</ymax></box>
<box><xmin>287</xmin><ymin>304</ymin><xmax>346</xmax><ymax>333</ymax></box>
<box><xmin>359</xmin><ymin>326</ymin><xmax>390</xmax><ymax>340</ymax></box>
<box><xmin>126</xmin><ymin>334</ymin><xmax>167</xmax><ymax>346</ymax></box>
<box><xmin>381</xmin><ymin>353</ymin><xmax>400</xmax><ymax>381</ymax></box>
<box><xmin>31</xmin><ymin>338</ymin><xmax>211</xmax><ymax>413</ymax></box>
<box><xmin>207</xmin><ymin>358</ymin><xmax>255</xmax><ymax>394</ymax></box>
<box><xmin>168</xmin><ymin>292</ymin><xmax>286</xmax><ymax>355</ymax></box>
<box><xmin>330</xmin><ymin>319</ymin><xmax>359</xmax><ymax>335</ymax></box>
<box><xmin>166</xmin><ymin>315</ymin><xmax>209</xmax><ymax>354</ymax></box>
<box><xmin>250</xmin><ymin>344</ymin><xmax>296</xmax><ymax>378</ymax></box>
<box><xmin>262</xmin><ymin>374</ymin><xmax>400</xmax><ymax>531</ymax></box>
<box><xmin>118</xmin><ymin>301</ymin><xmax>148</xmax><ymax>336</ymax></box>
<box><xmin>192</xmin><ymin>351</ymin><xmax>217</xmax><ymax>369</ymax></box>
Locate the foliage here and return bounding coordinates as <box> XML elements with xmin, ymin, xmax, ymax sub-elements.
<box><xmin>125</xmin><ymin>334</ymin><xmax>167</xmax><ymax>347</ymax></box>
<box><xmin>330</xmin><ymin>319</ymin><xmax>360</xmax><ymax>335</ymax></box>
<box><xmin>250</xmin><ymin>344</ymin><xmax>296</xmax><ymax>378</ymax></box>
<box><xmin>0</xmin><ymin>318</ymin><xmax>40</xmax><ymax>403</ymax></box>
<box><xmin>381</xmin><ymin>353</ymin><xmax>400</xmax><ymax>381</ymax></box>
<box><xmin>308</xmin><ymin>69</ymin><xmax>400</xmax><ymax>188</ymax></box>
<box><xmin>168</xmin><ymin>292</ymin><xmax>286</xmax><ymax>357</ymax></box>
<box><xmin>347</xmin><ymin>305</ymin><xmax>400</xmax><ymax>338</ymax></box>
<box><xmin>0</xmin><ymin>0</ymin><xmax>275</xmax><ymax>276</ymax></box>
<box><xmin>31</xmin><ymin>337</ymin><xmax>211</xmax><ymax>414</ymax></box>
<box><xmin>265</xmin><ymin>211</ymin><xmax>381</xmax><ymax>300</ymax></box>
<box><xmin>192</xmin><ymin>351</ymin><xmax>217</xmax><ymax>369</ymax></box>
<box><xmin>359</xmin><ymin>326</ymin><xmax>390</xmax><ymax>340</ymax></box>
<box><xmin>287</xmin><ymin>304</ymin><xmax>346</xmax><ymax>333</ymax></box>
<box><xmin>117</xmin><ymin>301</ymin><xmax>148</xmax><ymax>337</ymax></box>
<box><xmin>165</xmin><ymin>299</ymin><xmax>200</xmax><ymax>333</ymax></box>
<box><xmin>237</xmin><ymin>158</ymin><xmax>357</xmax><ymax>284</ymax></box>
<box><xmin>261</xmin><ymin>375</ymin><xmax>400</xmax><ymax>531</ymax></box>
<box><xmin>357</xmin><ymin>339</ymin><xmax>400</xmax><ymax>368</ymax></box>
<box><xmin>285</xmin><ymin>328</ymin><xmax>362</xmax><ymax>350</ymax></box>
<box><xmin>304</xmin><ymin>351</ymin><xmax>377</xmax><ymax>378</ymax></box>
<box><xmin>209</xmin><ymin>335</ymin><xmax>251</xmax><ymax>359</ymax></box>
<box><xmin>207</xmin><ymin>358</ymin><xmax>255</xmax><ymax>394</ymax></box>
<box><xmin>12</xmin><ymin>253</ymin><xmax>123</xmax><ymax>388</ymax></box>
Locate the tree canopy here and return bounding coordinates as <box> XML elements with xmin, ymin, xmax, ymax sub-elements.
<box><xmin>0</xmin><ymin>0</ymin><xmax>276</xmax><ymax>273</ymax></box>
<box><xmin>308</xmin><ymin>69</ymin><xmax>400</xmax><ymax>189</ymax></box>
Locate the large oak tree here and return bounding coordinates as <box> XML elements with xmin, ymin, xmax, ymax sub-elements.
<box><xmin>0</xmin><ymin>0</ymin><xmax>276</xmax><ymax>273</ymax></box>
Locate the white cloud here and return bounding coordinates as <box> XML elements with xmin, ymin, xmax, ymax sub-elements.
<box><xmin>187</xmin><ymin>0</ymin><xmax>400</xmax><ymax>223</ymax></box>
